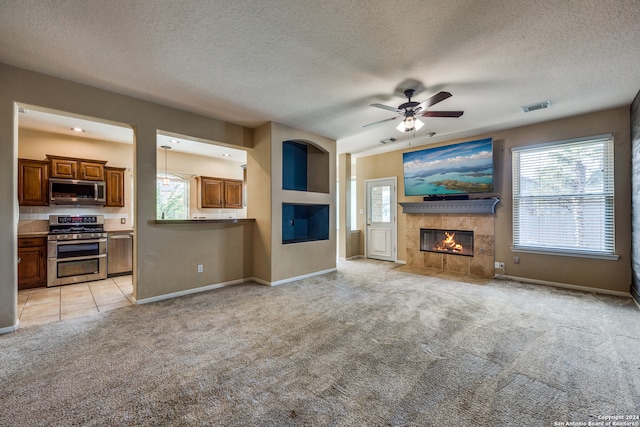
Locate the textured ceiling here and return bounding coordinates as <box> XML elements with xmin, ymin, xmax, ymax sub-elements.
<box><xmin>1</xmin><ymin>0</ymin><xmax>639</xmax><ymax>157</ymax></box>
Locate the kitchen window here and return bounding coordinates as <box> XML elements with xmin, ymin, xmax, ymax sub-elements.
<box><xmin>512</xmin><ymin>134</ymin><xmax>616</xmax><ymax>259</ymax></box>
<box><xmin>157</xmin><ymin>174</ymin><xmax>189</xmax><ymax>220</ymax></box>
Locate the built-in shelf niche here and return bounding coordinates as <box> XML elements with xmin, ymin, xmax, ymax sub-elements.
<box><xmin>282</xmin><ymin>203</ymin><xmax>329</xmax><ymax>244</ymax></box>
<box><xmin>282</xmin><ymin>140</ymin><xmax>329</xmax><ymax>193</ymax></box>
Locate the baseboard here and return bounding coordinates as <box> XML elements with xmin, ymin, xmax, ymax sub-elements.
<box><xmin>502</xmin><ymin>274</ymin><xmax>632</xmax><ymax>298</ymax></box>
<box><xmin>134</xmin><ymin>278</ymin><xmax>245</xmax><ymax>305</ymax></box>
<box><xmin>250</xmin><ymin>268</ymin><xmax>338</xmax><ymax>287</ymax></box>
<box><xmin>0</xmin><ymin>319</ymin><xmax>19</xmax><ymax>335</ymax></box>
<box><xmin>631</xmin><ymin>286</ymin><xmax>640</xmax><ymax>307</ymax></box>
<box><xmin>396</xmin><ymin>259</ymin><xmax>407</xmax><ymax>265</ymax></box>
<box><xmin>338</xmin><ymin>255</ymin><xmax>364</xmax><ymax>261</ymax></box>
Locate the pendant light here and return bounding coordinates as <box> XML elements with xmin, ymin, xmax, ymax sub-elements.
<box><xmin>161</xmin><ymin>145</ymin><xmax>171</xmax><ymax>186</ymax></box>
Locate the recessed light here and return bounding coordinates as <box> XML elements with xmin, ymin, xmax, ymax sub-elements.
<box><xmin>71</xmin><ymin>127</ymin><xmax>85</xmax><ymax>132</ymax></box>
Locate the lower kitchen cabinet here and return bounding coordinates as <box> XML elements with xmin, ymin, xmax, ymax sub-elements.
<box><xmin>18</xmin><ymin>237</ymin><xmax>47</xmax><ymax>289</ymax></box>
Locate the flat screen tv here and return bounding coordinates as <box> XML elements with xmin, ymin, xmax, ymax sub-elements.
<box><xmin>402</xmin><ymin>138</ymin><xmax>493</xmax><ymax>197</ymax></box>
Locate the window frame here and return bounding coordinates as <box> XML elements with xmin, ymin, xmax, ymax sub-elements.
<box><xmin>511</xmin><ymin>134</ymin><xmax>618</xmax><ymax>260</ymax></box>
<box><xmin>156</xmin><ymin>173</ymin><xmax>190</xmax><ymax>220</ymax></box>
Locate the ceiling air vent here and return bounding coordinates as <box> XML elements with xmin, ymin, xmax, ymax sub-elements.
<box><xmin>380</xmin><ymin>137</ymin><xmax>397</xmax><ymax>144</ymax></box>
<box><xmin>521</xmin><ymin>100</ymin><xmax>551</xmax><ymax>113</ymax></box>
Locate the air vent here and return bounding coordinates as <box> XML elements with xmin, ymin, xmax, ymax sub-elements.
<box><xmin>521</xmin><ymin>100</ymin><xmax>551</xmax><ymax>113</ymax></box>
<box><xmin>380</xmin><ymin>137</ymin><xmax>397</xmax><ymax>144</ymax></box>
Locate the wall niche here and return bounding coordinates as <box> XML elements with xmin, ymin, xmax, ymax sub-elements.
<box><xmin>282</xmin><ymin>203</ymin><xmax>329</xmax><ymax>244</ymax></box>
<box><xmin>282</xmin><ymin>140</ymin><xmax>329</xmax><ymax>193</ymax></box>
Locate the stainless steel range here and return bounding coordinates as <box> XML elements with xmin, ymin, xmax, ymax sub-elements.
<box><xmin>47</xmin><ymin>215</ymin><xmax>107</xmax><ymax>287</ymax></box>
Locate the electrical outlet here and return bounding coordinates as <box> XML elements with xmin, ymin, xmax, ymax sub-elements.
<box><xmin>495</xmin><ymin>261</ymin><xmax>505</xmax><ymax>269</ymax></box>
<box><xmin>120</xmin><ymin>218</ymin><xmax>126</xmax><ymax>224</ymax></box>
<box><xmin>197</xmin><ymin>264</ymin><xmax>203</xmax><ymax>273</ymax></box>
<box><xmin>514</xmin><ymin>256</ymin><xmax>520</xmax><ymax>264</ymax></box>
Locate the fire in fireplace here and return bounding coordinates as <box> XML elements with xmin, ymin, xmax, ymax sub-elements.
<box><xmin>420</xmin><ymin>228</ymin><xmax>474</xmax><ymax>256</ymax></box>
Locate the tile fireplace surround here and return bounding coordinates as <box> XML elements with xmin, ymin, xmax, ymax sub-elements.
<box><xmin>401</xmin><ymin>199</ymin><xmax>498</xmax><ymax>278</ymax></box>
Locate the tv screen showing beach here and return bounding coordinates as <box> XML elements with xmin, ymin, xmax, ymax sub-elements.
<box><xmin>402</xmin><ymin>138</ymin><xmax>493</xmax><ymax>196</ymax></box>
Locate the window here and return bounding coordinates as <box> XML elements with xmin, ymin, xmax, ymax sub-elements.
<box><xmin>157</xmin><ymin>174</ymin><xmax>189</xmax><ymax>219</ymax></box>
<box><xmin>512</xmin><ymin>134</ymin><xmax>615</xmax><ymax>258</ymax></box>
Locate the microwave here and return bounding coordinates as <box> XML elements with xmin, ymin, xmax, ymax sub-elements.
<box><xmin>49</xmin><ymin>178</ymin><xmax>106</xmax><ymax>205</ymax></box>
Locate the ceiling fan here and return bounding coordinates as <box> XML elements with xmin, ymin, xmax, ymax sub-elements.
<box><xmin>364</xmin><ymin>89</ymin><xmax>464</xmax><ymax>132</ymax></box>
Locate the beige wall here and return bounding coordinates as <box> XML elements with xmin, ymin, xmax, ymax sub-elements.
<box><xmin>248</xmin><ymin>122</ymin><xmax>337</xmax><ymax>284</ymax></box>
<box><xmin>270</xmin><ymin>122</ymin><xmax>336</xmax><ymax>283</ymax></box>
<box><xmin>247</xmin><ymin>123</ymin><xmax>272</xmax><ymax>282</ymax></box>
<box><xmin>0</xmin><ymin>62</ymin><xmax>254</xmax><ymax>329</ymax></box>
<box><xmin>356</xmin><ymin>107</ymin><xmax>632</xmax><ymax>293</ymax></box>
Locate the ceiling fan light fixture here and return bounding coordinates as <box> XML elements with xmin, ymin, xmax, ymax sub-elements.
<box><xmin>396</xmin><ymin>117</ymin><xmax>424</xmax><ymax>132</ymax></box>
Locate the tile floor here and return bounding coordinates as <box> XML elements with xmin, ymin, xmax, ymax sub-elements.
<box><xmin>17</xmin><ymin>275</ymin><xmax>133</xmax><ymax>328</ymax></box>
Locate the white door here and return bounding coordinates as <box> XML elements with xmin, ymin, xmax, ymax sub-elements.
<box><xmin>365</xmin><ymin>177</ymin><xmax>397</xmax><ymax>262</ymax></box>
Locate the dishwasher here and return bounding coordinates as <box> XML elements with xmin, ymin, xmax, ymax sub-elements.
<box><xmin>107</xmin><ymin>231</ymin><xmax>133</xmax><ymax>276</ymax></box>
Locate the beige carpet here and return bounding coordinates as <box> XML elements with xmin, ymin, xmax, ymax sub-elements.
<box><xmin>1</xmin><ymin>258</ymin><xmax>639</xmax><ymax>426</ymax></box>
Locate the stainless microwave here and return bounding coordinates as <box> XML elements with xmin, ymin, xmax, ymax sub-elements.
<box><xmin>49</xmin><ymin>178</ymin><xmax>106</xmax><ymax>205</ymax></box>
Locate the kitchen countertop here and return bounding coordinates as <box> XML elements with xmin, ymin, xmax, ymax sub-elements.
<box><xmin>155</xmin><ymin>218</ymin><xmax>255</xmax><ymax>225</ymax></box>
<box><xmin>17</xmin><ymin>231</ymin><xmax>49</xmax><ymax>238</ymax></box>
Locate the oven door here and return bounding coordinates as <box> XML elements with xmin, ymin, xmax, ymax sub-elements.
<box><xmin>47</xmin><ymin>239</ymin><xmax>108</xmax><ymax>287</ymax></box>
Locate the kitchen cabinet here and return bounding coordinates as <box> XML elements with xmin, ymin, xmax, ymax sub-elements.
<box><xmin>18</xmin><ymin>237</ymin><xmax>47</xmax><ymax>289</ymax></box>
<box><xmin>47</xmin><ymin>155</ymin><xmax>106</xmax><ymax>181</ymax></box>
<box><xmin>224</xmin><ymin>180</ymin><xmax>244</xmax><ymax>208</ymax></box>
<box><xmin>108</xmin><ymin>232</ymin><xmax>133</xmax><ymax>276</ymax></box>
<box><xmin>105</xmin><ymin>167</ymin><xmax>126</xmax><ymax>207</ymax></box>
<box><xmin>18</xmin><ymin>158</ymin><xmax>48</xmax><ymax>206</ymax></box>
<box><xmin>197</xmin><ymin>176</ymin><xmax>243</xmax><ymax>208</ymax></box>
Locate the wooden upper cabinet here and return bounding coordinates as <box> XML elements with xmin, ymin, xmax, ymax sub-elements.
<box><xmin>198</xmin><ymin>176</ymin><xmax>243</xmax><ymax>208</ymax></box>
<box><xmin>105</xmin><ymin>167</ymin><xmax>126</xmax><ymax>207</ymax></box>
<box><xmin>49</xmin><ymin>157</ymin><xmax>77</xmax><ymax>179</ymax></box>
<box><xmin>18</xmin><ymin>158</ymin><xmax>48</xmax><ymax>206</ymax></box>
<box><xmin>224</xmin><ymin>179</ymin><xmax>244</xmax><ymax>209</ymax></box>
<box><xmin>47</xmin><ymin>155</ymin><xmax>106</xmax><ymax>181</ymax></box>
<box><xmin>80</xmin><ymin>161</ymin><xmax>106</xmax><ymax>181</ymax></box>
<box><xmin>198</xmin><ymin>177</ymin><xmax>224</xmax><ymax>208</ymax></box>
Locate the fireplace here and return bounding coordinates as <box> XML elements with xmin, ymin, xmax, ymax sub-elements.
<box><xmin>421</xmin><ymin>228</ymin><xmax>474</xmax><ymax>257</ymax></box>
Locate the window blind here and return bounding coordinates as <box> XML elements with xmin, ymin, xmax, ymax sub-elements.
<box><xmin>512</xmin><ymin>135</ymin><xmax>614</xmax><ymax>256</ymax></box>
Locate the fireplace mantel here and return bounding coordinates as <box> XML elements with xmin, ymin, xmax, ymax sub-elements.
<box><xmin>399</xmin><ymin>198</ymin><xmax>499</xmax><ymax>215</ymax></box>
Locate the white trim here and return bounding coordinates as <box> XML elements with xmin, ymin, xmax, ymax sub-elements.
<box><xmin>512</xmin><ymin>246</ymin><xmax>619</xmax><ymax>261</ymax></box>
<box><xmin>338</xmin><ymin>255</ymin><xmax>365</xmax><ymax>261</ymax></box>
<box><xmin>252</xmin><ymin>268</ymin><xmax>337</xmax><ymax>287</ymax></box>
<box><xmin>500</xmin><ymin>274</ymin><xmax>632</xmax><ymax>298</ymax></box>
<box><xmin>134</xmin><ymin>278</ymin><xmax>245</xmax><ymax>304</ymax></box>
<box><xmin>395</xmin><ymin>259</ymin><xmax>407</xmax><ymax>265</ymax></box>
<box><xmin>365</xmin><ymin>177</ymin><xmax>398</xmax><ymax>263</ymax></box>
<box><xmin>0</xmin><ymin>319</ymin><xmax>19</xmax><ymax>335</ymax></box>
<box><xmin>510</xmin><ymin>133</ymin><xmax>613</xmax><ymax>153</ymax></box>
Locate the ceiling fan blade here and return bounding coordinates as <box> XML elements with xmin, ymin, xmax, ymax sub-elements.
<box><xmin>363</xmin><ymin>116</ymin><xmax>401</xmax><ymax>128</ymax></box>
<box><xmin>416</xmin><ymin>91</ymin><xmax>452</xmax><ymax>111</ymax></box>
<box><xmin>420</xmin><ymin>111</ymin><xmax>464</xmax><ymax>118</ymax></box>
<box><xmin>370</xmin><ymin>103</ymin><xmax>401</xmax><ymax>113</ymax></box>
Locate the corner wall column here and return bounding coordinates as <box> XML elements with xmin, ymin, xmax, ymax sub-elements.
<box><xmin>338</xmin><ymin>153</ymin><xmax>352</xmax><ymax>260</ymax></box>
